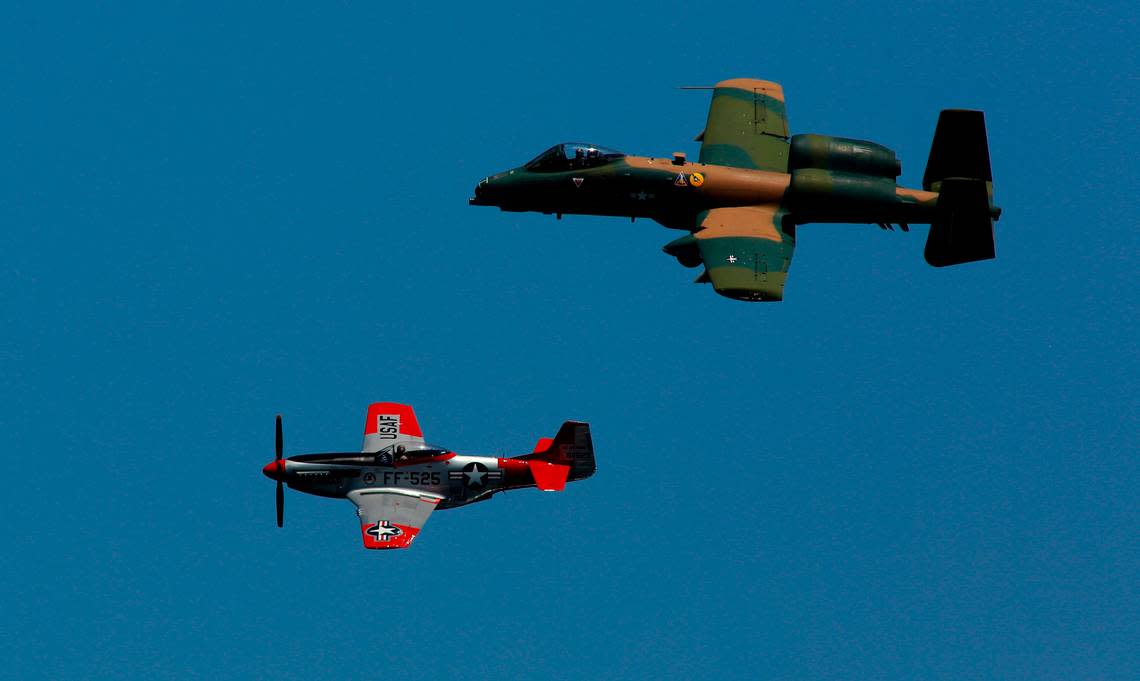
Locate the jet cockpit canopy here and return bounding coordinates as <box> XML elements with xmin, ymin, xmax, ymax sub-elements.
<box><xmin>524</xmin><ymin>143</ymin><xmax>624</xmax><ymax>172</ymax></box>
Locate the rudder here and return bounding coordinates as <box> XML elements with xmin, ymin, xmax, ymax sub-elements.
<box><xmin>922</xmin><ymin>110</ymin><xmax>1000</xmax><ymax>267</ymax></box>
<box><xmin>923</xmin><ymin>110</ymin><xmax>992</xmax><ymax>191</ymax></box>
<box><xmin>520</xmin><ymin>421</ymin><xmax>596</xmax><ymax>483</ymax></box>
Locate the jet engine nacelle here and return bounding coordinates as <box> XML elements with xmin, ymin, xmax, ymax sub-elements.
<box><xmin>787</xmin><ymin>168</ymin><xmax>900</xmax><ymax>223</ymax></box>
<box><xmin>789</xmin><ymin>134</ymin><xmax>901</xmax><ymax>179</ymax></box>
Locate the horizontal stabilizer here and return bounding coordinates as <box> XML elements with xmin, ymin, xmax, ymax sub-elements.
<box><xmin>527</xmin><ymin>460</ymin><xmax>571</xmax><ymax>491</ymax></box>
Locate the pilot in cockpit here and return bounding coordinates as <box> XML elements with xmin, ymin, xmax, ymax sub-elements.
<box><xmin>573</xmin><ymin>146</ymin><xmax>604</xmax><ymax>168</ymax></box>
<box><xmin>523</xmin><ymin>143</ymin><xmax>624</xmax><ymax>173</ymax></box>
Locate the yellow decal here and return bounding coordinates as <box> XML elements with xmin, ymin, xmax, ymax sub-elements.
<box><xmin>690</xmin><ymin>172</ymin><xmax>705</xmax><ymax>187</ymax></box>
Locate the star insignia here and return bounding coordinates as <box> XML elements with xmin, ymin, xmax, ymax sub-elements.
<box><xmin>367</xmin><ymin>521</ymin><xmax>403</xmax><ymax>542</ymax></box>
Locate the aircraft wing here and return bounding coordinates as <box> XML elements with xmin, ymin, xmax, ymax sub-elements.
<box><xmin>361</xmin><ymin>402</ymin><xmax>426</xmax><ymax>453</ymax></box>
<box><xmin>694</xmin><ymin>205</ymin><xmax>796</xmax><ymax>301</ymax></box>
<box><xmin>348</xmin><ymin>488</ymin><xmax>442</xmax><ymax>550</ymax></box>
<box><xmin>697</xmin><ymin>79</ymin><xmax>790</xmax><ymax>172</ymax></box>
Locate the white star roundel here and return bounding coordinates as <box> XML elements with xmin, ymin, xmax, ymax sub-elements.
<box><xmin>367</xmin><ymin>520</ymin><xmax>403</xmax><ymax>542</ymax></box>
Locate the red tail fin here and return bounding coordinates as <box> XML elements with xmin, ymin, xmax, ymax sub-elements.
<box><xmin>517</xmin><ymin>421</ymin><xmax>595</xmax><ymax>489</ymax></box>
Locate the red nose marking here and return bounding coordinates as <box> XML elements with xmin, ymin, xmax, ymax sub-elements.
<box><xmin>262</xmin><ymin>459</ymin><xmax>284</xmax><ymax>481</ymax></box>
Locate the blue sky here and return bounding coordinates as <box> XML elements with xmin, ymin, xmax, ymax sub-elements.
<box><xmin>2</xmin><ymin>2</ymin><xmax>1136</xmax><ymax>679</ymax></box>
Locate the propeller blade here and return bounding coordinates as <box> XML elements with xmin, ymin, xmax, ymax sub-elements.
<box><xmin>275</xmin><ymin>414</ymin><xmax>284</xmax><ymax>527</ymax></box>
<box><xmin>276</xmin><ymin>480</ymin><xmax>284</xmax><ymax>528</ymax></box>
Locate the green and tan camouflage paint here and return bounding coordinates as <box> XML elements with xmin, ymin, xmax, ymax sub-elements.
<box><xmin>471</xmin><ymin>78</ymin><xmax>999</xmax><ymax>301</ymax></box>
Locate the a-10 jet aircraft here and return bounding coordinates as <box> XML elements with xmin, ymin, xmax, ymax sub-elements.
<box><xmin>261</xmin><ymin>403</ymin><xmax>595</xmax><ymax>549</ymax></box>
<box><xmin>470</xmin><ymin>78</ymin><xmax>1001</xmax><ymax>301</ymax></box>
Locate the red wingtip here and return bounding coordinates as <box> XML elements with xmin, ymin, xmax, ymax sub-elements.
<box><xmin>363</xmin><ymin>403</ymin><xmax>423</xmax><ymax>438</ymax></box>
<box><xmin>361</xmin><ymin>522</ymin><xmax>419</xmax><ymax>549</ymax></box>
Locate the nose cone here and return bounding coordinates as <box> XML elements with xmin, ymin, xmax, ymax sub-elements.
<box><xmin>470</xmin><ymin>176</ymin><xmax>495</xmax><ymax>205</ymax></box>
<box><xmin>469</xmin><ymin>170</ymin><xmax>516</xmax><ymax>206</ymax></box>
<box><xmin>262</xmin><ymin>459</ymin><xmax>284</xmax><ymax>481</ymax></box>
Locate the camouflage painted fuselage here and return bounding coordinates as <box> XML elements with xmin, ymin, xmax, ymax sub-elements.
<box><xmin>470</xmin><ymin>78</ymin><xmax>999</xmax><ymax>301</ymax></box>
<box><xmin>472</xmin><ymin>155</ymin><xmax>947</xmax><ymax>299</ymax></box>
<box><xmin>472</xmin><ymin>155</ymin><xmax>944</xmax><ymax>226</ymax></box>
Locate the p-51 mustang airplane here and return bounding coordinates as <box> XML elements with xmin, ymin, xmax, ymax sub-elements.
<box><xmin>470</xmin><ymin>78</ymin><xmax>1000</xmax><ymax>301</ymax></box>
<box><xmin>261</xmin><ymin>403</ymin><xmax>595</xmax><ymax>550</ymax></box>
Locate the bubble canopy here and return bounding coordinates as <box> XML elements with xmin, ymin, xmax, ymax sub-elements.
<box><xmin>374</xmin><ymin>442</ymin><xmax>448</xmax><ymax>462</ymax></box>
<box><xmin>524</xmin><ymin>143</ymin><xmax>625</xmax><ymax>172</ymax></box>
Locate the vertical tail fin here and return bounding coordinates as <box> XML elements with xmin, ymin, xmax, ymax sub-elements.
<box><xmin>922</xmin><ymin>110</ymin><xmax>1000</xmax><ymax>267</ymax></box>
<box><xmin>518</xmin><ymin>421</ymin><xmax>596</xmax><ymax>489</ymax></box>
<box><xmin>923</xmin><ymin>110</ymin><xmax>992</xmax><ymax>192</ymax></box>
